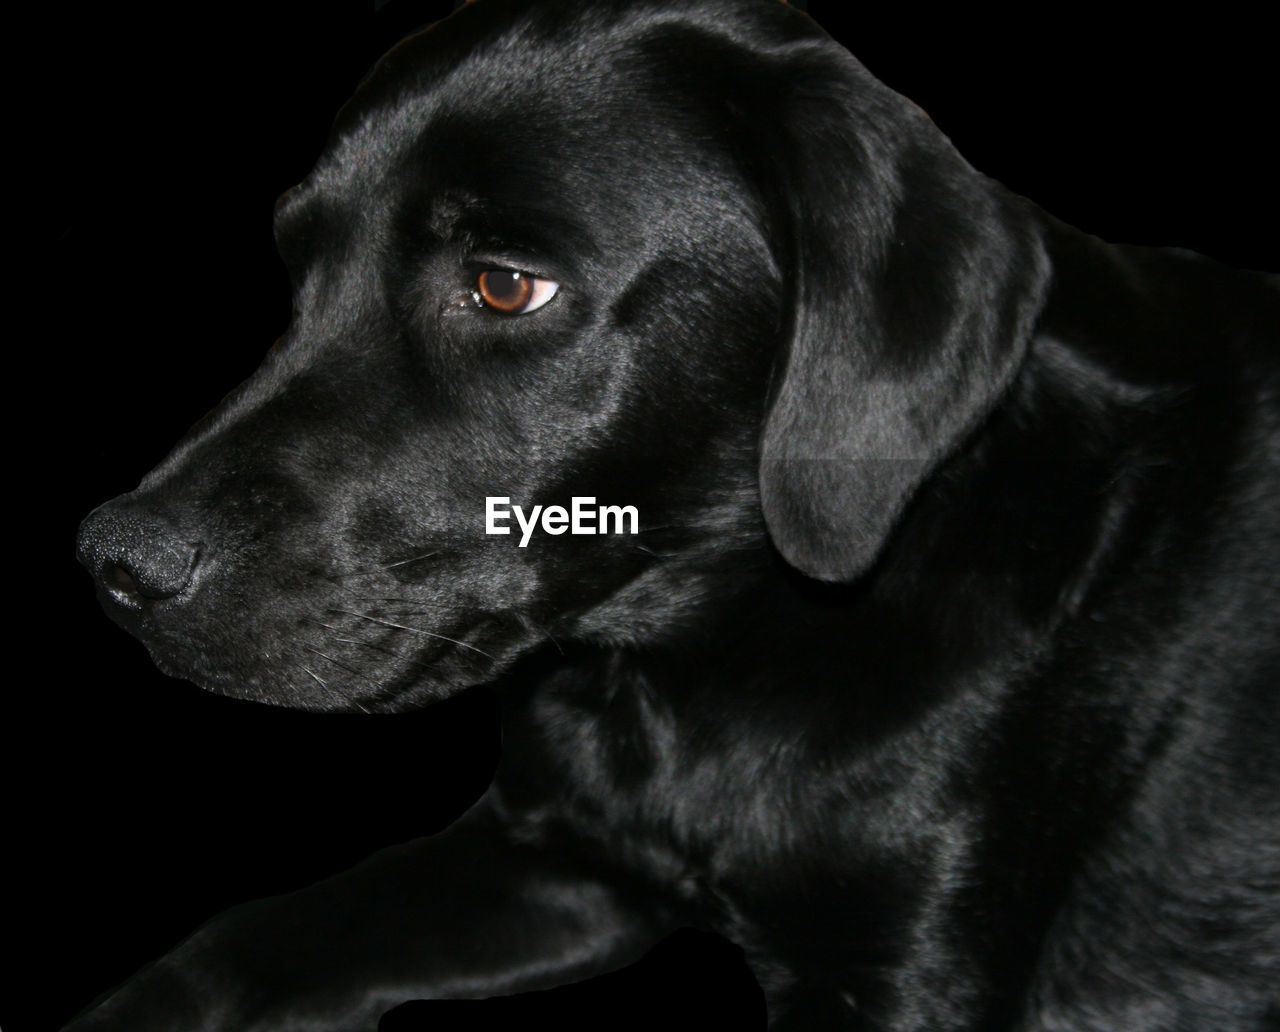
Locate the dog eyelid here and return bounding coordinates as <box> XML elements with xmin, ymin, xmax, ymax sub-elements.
<box><xmin>473</xmin><ymin>270</ymin><xmax>559</xmax><ymax>315</ymax></box>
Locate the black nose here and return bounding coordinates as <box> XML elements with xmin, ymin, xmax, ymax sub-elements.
<box><xmin>77</xmin><ymin>502</ymin><xmax>200</xmax><ymax>606</ymax></box>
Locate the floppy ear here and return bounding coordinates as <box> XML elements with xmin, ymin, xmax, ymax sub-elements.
<box><xmin>757</xmin><ymin>42</ymin><xmax>1050</xmax><ymax>582</ymax></box>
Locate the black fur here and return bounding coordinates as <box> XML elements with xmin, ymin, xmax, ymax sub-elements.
<box><xmin>66</xmin><ymin>1</ymin><xmax>1279</xmax><ymax>1029</ymax></box>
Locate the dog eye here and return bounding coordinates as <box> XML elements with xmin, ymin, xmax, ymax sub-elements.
<box><xmin>474</xmin><ymin>270</ymin><xmax>558</xmax><ymax>315</ymax></box>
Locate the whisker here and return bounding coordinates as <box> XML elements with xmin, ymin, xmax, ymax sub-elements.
<box><xmin>381</xmin><ymin>551</ymin><xmax>440</xmax><ymax>569</ymax></box>
<box><xmin>635</xmin><ymin>543</ymin><xmax>681</xmax><ymax>558</ymax></box>
<box><xmin>329</xmin><ymin>609</ymin><xmax>494</xmax><ymax>660</ymax></box>
<box><xmin>302</xmin><ymin>663</ymin><xmax>371</xmax><ymax>714</ymax></box>
<box><xmin>332</xmin><ymin>635</ymin><xmax>430</xmax><ymax>672</ymax></box>
<box><xmin>328</xmin><ymin>551</ymin><xmax>441</xmax><ymax>581</ymax></box>
<box><xmin>315</xmin><ymin>636</ymin><xmax>439</xmax><ymax>712</ymax></box>
<box><xmin>302</xmin><ymin>665</ymin><xmax>328</xmax><ymax>689</ymax></box>
<box><xmin>331</xmin><ymin>635</ymin><xmax>385</xmax><ymax>649</ymax></box>
<box><xmin>302</xmin><ymin>645</ymin><xmax>363</xmax><ymax>678</ymax></box>
<box><xmin>323</xmin><ymin>631</ymin><xmax>416</xmax><ymax>669</ymax></box>
<box><xmin>523</xmin><ymin>616</ymin><xmax>565</xmax><ymax>656</ymax></box>
<box><xmin>343</xmin><ymin>635</ymin><xmax>455</xmax><ymax>695</ymax></box>
<box><xmin>302</xmin><ymin>617</ymin><xmax>345</xmax><ymax>632</ymax></box>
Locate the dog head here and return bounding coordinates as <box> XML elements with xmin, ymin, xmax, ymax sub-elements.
<box><xmin>76</xmin><ymin>0</ymin><xmax>1047</xmax><ymax>712</ymax></box>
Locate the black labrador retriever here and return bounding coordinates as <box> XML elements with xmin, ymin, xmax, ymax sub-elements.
<box><xmin>70</xmin><ymin>0</ymin><xmax>1279</xmax><ymax>1028</ymax></box>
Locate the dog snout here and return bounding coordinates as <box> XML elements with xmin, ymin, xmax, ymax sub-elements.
<box><xmin>76</xmin><ymin>502</ymin><xmax>201</xmax><ymax>608</ymax></box>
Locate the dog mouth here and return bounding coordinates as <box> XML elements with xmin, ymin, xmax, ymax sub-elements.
<box><xmin>75</xmin><ymin>502</ymin><xmax>519</xmax><ymax>712</ymax></box>
<box><xmin>114</xmin><ymin>574</ymin><xmax>538</xmax><ymax>714</ymax></box>
<box><xmin>79</xmin><ymin>482</ymin><xmax>663</xmax><ymax>714</ymax></box>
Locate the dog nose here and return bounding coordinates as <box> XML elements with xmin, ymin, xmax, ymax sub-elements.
<box><xmin>76</xmin><ymin>502</ymin><xmax>200</xmax><ymax>606</ymax></box>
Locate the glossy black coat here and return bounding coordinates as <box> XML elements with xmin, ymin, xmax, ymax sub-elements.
<box><xmin>47</xmin><ymin>1</ymin><xmax>1280</xmax><ymax>1029</ymax></box>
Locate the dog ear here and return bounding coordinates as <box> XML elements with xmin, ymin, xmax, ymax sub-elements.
<box><xmin>756</xmin><ymin>44</ymin><xmax>1050</xmax><ymax>582</ymax></box>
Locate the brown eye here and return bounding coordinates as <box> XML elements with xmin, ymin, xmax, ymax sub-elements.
<box><xmin>475</xmin><ymin>270</ymin><xmax>558</xmax><ymax>315</ymax></box>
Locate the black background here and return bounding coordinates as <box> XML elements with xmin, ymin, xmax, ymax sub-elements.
<box><xmin>14</xmin><ymin>2</ymin><xmax>1277</xmax><ymax>1030</ymax></box>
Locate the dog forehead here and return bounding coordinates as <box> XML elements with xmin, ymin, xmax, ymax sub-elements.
<box><xmin>298</xmin><ymin>20</ymin><xmax>761</xmax><ymax>249</ymax></box>
<box><xmin>333</xmin><ymin>0</ymin><xmax>805</xmax><ymax>174</ymax></box>
<box><xmin>274</xmin><ymin>0</ymin><xmax>812</xmax><ymax>277</ymax></box>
